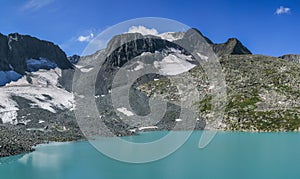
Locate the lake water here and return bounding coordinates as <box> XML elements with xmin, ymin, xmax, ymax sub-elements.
<box><xmin>1</xmin><ymin>131</ymin><xmax>300</xmax><ymax>179</ymax></box>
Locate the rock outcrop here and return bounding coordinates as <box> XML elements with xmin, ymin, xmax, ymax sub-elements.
<box><xmin>279</xmin><ymin>54</ymin><xmax>300</xmax><ymax>63</ymax></box>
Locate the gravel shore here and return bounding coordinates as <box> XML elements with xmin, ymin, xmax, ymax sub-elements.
<box><xmin>0</xmin><ymin>122</ymin><xmax>84</xmax><ymax>158</ymax></box>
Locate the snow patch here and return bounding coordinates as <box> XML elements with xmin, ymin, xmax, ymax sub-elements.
<box><xmin>140</xmin><ymin>52</ymin><xmax>152</xmax><ymax>56</ymax></box>
<box><xmin>117</xmin><ymin>107</ymin><xmax>134</xmax><ymax>116</ymax></box>
<box><xmin>159</xmin><ymin>32</ymin><xmax>184</xmax><ymax>41</ymax></box>
<box><xmin>39</xmin><ymin>120</ymin><xmax>45</xmax><ymax>124</ymax></box>
<box><xmin>0</xmin><ymin>92</ymin><xmax>19</xmax><ymax>123</ymax></box>
<box><xmin>80</xmin><ymin>67</ymin><xmax>94</xmax><ymax>73</ymax></box>
<box><xmin>138</xmin><ymin>126</ymin><xmax>158</xmax><ymax>130</ymax></box>
<box><xmin>154</xmin><ymin>54</ymin><xmax>196</xmax><ymax>75</ymax></box>
<box><xmin>131</xmin><ymin>61</ymin><xmax>144</xmax><ymax>71</ymax></box>
<box><xmin>18</xmin><ymin>119</ymin><xmax>31</xmax><ymax>125</ymax></box>
<box><xmin>208</xmin><ymin>85</ymin><xmax>215</xmax><ymax>90</ymax></box>
<box><xmin>197</xmin><ymin>53</ymin><xmax>209</xmax><ymax>61</ymax></box>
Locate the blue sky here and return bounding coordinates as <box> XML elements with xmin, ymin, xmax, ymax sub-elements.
<box><xmin>0</xmin><ymin>0</ymin><xmax>299</xmax><ymax>56</ymax></box>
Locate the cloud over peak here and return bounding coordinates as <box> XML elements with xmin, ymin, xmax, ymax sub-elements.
<box><xmin>127</xmin><ymin>26</ymin><xmax>159</xmax><ymax>36</ymax></box>
<box><xmin>275</xmin><ymin>6</ymin><xmax>291</xmax><ymax>15</ymax></box>
<box><xmin>77</xmin><ymin>33</ymin><xmax>94</xmax><ymax>42</ymax></box>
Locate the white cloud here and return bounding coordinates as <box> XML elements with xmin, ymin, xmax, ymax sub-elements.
<box><xmin>275</xmin><ymin>6</ymin><xmax>291</xmax><ymax>15</ymax></box>
<box><xmin>127</xmin><ymin>26</ymin><xmax>159</xmax><ymax>36</ymax></box>
<box><xmin>22</xmin><ymin>0</ymin><xmax>55</xmax><ymax>11</ymax></box>
<box><xmin>77</xmin><ymin>33</ymin><xmax>94</xmax><ymax>42</ymax></box>
<box><xmin>126</xmin><ymin>26</ymin><xmax>184</xmax><ymax>41</ymax></box>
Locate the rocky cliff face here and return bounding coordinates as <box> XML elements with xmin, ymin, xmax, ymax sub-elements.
<box><xmin>0</xmin><ymin>33</ymin><xmax>72</xmax><ymax>75</ymax></box>
<box><xmin>95</xmin><ymin>33</ymin><xmax>191</xmax><ymax>95</ymax></box>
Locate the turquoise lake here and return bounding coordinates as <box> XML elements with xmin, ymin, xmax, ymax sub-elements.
<box><xmin>1</xmin><ymin>131</ymin><xmax>300</xmax><ymax>179</ymax></box>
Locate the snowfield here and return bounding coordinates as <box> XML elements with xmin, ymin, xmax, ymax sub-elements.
<box><xmin>0</xmin><ymin>68</ymin><xmax>74</xmax><ymax>124</ymax></box>
<box><xmin>153</xmin><ymin>48</ymin><xmax>196</xmax><ymax>75</ymax></box>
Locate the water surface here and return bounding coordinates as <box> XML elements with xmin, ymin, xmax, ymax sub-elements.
<box><xmin>1</xmin><ymin>131</ymin><xmax>300</xmax><ymax>179</ymax></box>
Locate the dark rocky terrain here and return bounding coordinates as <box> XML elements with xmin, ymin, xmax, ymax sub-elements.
<box><xmin>0</xmin><ymin>118</ymin><xmax>83</xmax><ymax>157</ymax></box>
<box><xmin>0</xmin><ymin>33</ymin><xmax>72</xmax><ymax>74</ymax></box>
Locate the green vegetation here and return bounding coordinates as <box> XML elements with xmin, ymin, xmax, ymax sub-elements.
<box><xmin>197</xmin><ymin>95</ymin><xmax>212</xmax><ymax>112</ymax></box>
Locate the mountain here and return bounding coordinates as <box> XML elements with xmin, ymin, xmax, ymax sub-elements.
<box><xmin>0</xmin><ymin>28</ymin><xmax>299</xmax><ymax>157</ymax></box>
<box><xmin>0</xmin><ymin>33</ymin><xmax>73</xmax><ymax>85</ymax></box>
<box><xmin>92</xmin><ymin>29</ymin><xmax>251</xmax><ymax>94</ymax></box>
<box><xmin>76</xmin><ymin>29</ymin><xmax>252</xmax><ymax>136</ymax></box>
<box><xmin>0</xmin><ymin>33</ymin><xmax>81</xmax><ymax>157</ymax></box>
<box><xmin>0</xmin><ymin>33</ymin><xmax>75</xmax><ymax>123</ymax></box>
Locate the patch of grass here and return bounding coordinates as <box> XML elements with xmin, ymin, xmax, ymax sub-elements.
<box><xmin>197</xmin><ymin>95</ymin><xmax>212</xmax><ymax>112</ymax></box>
<box><xmin>226</xmin><ymin>94</ymin><xmax>260</xmax><ymax>110</ymax></box>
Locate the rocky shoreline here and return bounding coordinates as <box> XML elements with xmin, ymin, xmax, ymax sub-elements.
<box><xmin>0</xmin><ymin>112</ymin><xmax>207</xmax><ymax>158</ymax></box>
<box><xmin>0</xmin><ymin>122</ymin><xmax>83</xmax><ymax>158</ymax></box>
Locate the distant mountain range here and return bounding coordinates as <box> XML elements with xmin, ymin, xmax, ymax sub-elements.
<box><xmin>0</xmin><ymin>28</ymin><xmax>300</xmax><ymax>157</ymax></box>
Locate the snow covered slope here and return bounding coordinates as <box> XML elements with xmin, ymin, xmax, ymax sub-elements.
<box><xmin>124</xmin><ymin>47</ymin><xmax>197</xmax><ymax>76</ymax></box>
<box><xmin>0</xmin><ymin>68</ymin><xmax>73</xmax><ymax>124</ymax></box>
<box><xmin>153</xmin><ymin>48</ymin><xmax>196</xmax><ymax>75</ymax></box>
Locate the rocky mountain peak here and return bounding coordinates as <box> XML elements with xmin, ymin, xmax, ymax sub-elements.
<box><xmin>0</xmin><ymin>33</ymin><xmax>73</xmax><ymax>74</ymax></box>
<box><xmin>0</xmin><ymin>33</ymin><xmax>74</xmax><ymax>86</ymax></box>
<box><xmin>213</xmin><ymin>37</ymin><xmax>252</xmax><ymax>56</ymax></box>
<box><xmin>171</xmin><ymin>28</ymin><xmax>251</xmax><ymax>57</ymax></box>
<box><xmin>104</xmin><ymin>33</ymin><xmax>185</xmax><ymax>68</ymax></box>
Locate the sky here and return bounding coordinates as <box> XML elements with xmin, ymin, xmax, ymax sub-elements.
<box><xmin>0</xmin><ymin>0</ymin><xmax>299</xmax><ymax>56</ymax></box>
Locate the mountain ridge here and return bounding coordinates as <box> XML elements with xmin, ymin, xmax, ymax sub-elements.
<box><xmin>0</xmin><ymin>33</ymin><xmax>72</xmax><ymax>74</ymax></box>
